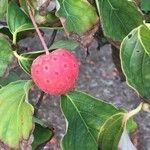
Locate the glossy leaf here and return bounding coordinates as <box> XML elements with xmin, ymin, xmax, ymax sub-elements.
<box><xmin>139</xmin><ymin>24</ymin><xmax>150</xmax><ymax>55</ymax></box>
<box><xmin>32</xmin><ymin>122</ymin><xmax>53</xmax><ymax>150</ymax></box>
<box><xmin>0</xmin><ymin>34</ymin><xmax>13</xmax><ymax>77</ymax></box>
<box><xmin>7</xmin><ymin>1</ymin><xmax>33</xmax><ymax>38</ymax></box>
<box><xmin>99</xmin><ymin>113</ymin><xmax>136</xmax><ymax>150</ymax></box>
<box><xmin>95</xmin><ymin>0</ymin><xmax>143</xmax><ymax>41</ymax></box>
<box><xmin>50</xmin><ymin>39</ymin><xmax>78</xmax><ymax>50</ymax></box>
<box><xmin>120</xmin><ymin>27</ymin><xmax>150</xmax><ymax>99</ymax></box>
<box><xmin>0</xmin><ymin>26</ymin><xmax>61</xmax><ymax>42</ymax></box>
<box><xmin>18</xmin><ymin>39</ymin><xmax>78</xmax><ymax>75</ymax></box>
<box><xmin>56</xmin><ymin>0</ymin><xmax>98</xmax><ymax>33</ymax></box>
<box><xmin>140</xmin><ymin>0</ymin><xmax>150</xmax><ymax>12</ymax></box>
<box><xmin>0</xmin><ymin>80</ymin><xmax>34</xmax><ymax>149</ymax></box>
<box><xmin>61</xmin><ymin>90</ymin><xmax>122</xmax><ymax>150</ymax></box>
<box><xmin>0</xmin><ymin>0</ymin><xmax>8</xmax><ymax>18</ymax></box>
<box><xmin>7</xmin><ymin>1</ymin><xmax>62</xmax><ymax>42</ymax></box>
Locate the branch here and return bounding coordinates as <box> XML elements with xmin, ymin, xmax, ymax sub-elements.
<box><xmin>26</xmin><ymin>0</ymin><xmax>49</xmax><ymax>55</ymax></box>
<box><xmin>48</xmin><ymin>29</ymin><xmax>58</xmax><ymax>47</ymax></box>
<box><xmin>34</xmin><ymin>91</ymin><xmax>45</xmax><ymax>116</ymax></box>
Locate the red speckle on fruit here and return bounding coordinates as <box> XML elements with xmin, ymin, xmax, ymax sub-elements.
<box><xmin>31</xmin><ymin>48</ymin><xmax>79</xmax><ymax>95</ymax></box>
<box><xmin>62</xmin><ymin>53</ymin><xmax>66</xmax><ymax>57</ymax></box>
<box><xmin>55</xmin><ymin>72</ymin><xmax>59</xmax><ymax>75</ymax></box>
<box><xmin>64</xmin><ymin>64</ymin><xmax>67</xmax><ymax>68</ymax></box>
<box><xmin>53</xmin><ymin>57</ymin><xmax>57</xmax><ymax>61</ymax></box>
<box><xmin>46</xmin><ymin>79</ymin><xmax>50</xmax><ymax>83</ymax></box>
<box><xmin>45</xmin><ymin>66</ymin><xmax>48</xmax><ymax>70</ymax></box>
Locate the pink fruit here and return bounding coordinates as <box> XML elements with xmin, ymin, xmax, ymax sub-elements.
<box><xmin>31</xmin><ymin>48</ymin><xmax>79</xmax><ymax>95</ymax></box>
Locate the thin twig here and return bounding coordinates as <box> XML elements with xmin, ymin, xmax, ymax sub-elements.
<box><xmin>34</xmin><ymin>91</ymin><xmax>45</xmax><ymax>116</ymax></box>
<box><xmin>48</xmin><ymin>29</ymin><xmax>58</xmax><ymax>47</ymax></box>
<box><xmin>26</xmin><ymin>1</ymin><xmax>58</xmax><ymax>115</ymax></box>
<box><xmin>26</xmin><ymin>0</ymin><xmax>49</xmax><ymax>55</ymax></box>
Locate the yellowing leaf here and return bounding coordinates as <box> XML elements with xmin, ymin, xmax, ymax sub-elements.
<box><xmin>56</xmin><ymin>0</ymin><xmax>98</xmax><ymax>33</ymax></box>
<box><xmin>0</xmin><ymin>80</ymin><xmax>34</xmax><ymax>149</ymax></box>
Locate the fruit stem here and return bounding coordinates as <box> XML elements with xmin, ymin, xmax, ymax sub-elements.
<box><xmin>26</xmin><ymin>0</ymin><xmax>49</xmax><ymax>55</ymax></box>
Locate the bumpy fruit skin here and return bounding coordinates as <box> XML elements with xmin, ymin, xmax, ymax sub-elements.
<box><xmin>31</xmin><ymin>48</ymin><xmax>79</xmax><ymax>95</ymax></box>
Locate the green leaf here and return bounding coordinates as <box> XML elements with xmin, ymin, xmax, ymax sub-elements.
<box><xmin>139</xmin><ymin>24</ymin><xmax>150</xmax><ymax>55</ymax></box>
<box><xmin>140</xmin><ymin>0</ymin><xmax>150</xmax><ymax>12</ymax></box>
<box><xmin>32</xmin><ymin>122</ymin><xmax>53</xmax><ymax>150</ymax></box>
<box><xmin>49</xmin><ymin>39</ymin><xmax>78</xmax><ymax>50</ymax></box>
<box><xmin>7</xmin><ymin>1</ymin><xmax>62</xmax><ymax>43</ymax></box>
<box><xmin>0</xmin><ymin>34</ymin><xmax>13</xmax><ymax>77</ymax></box>
<box><xmin>0</xmin><ymin>26</ymin><xmax>61</xmax><ymax>42</ymax></box>
<box><xmin>98</xmin><ymin>113</ymin><xmax>136</xmax><ymax>150</ymax></box>
<box><xmin>18</xmin><ymin>39</ymin><xmax>79</xmax><ymax>75</ymax></box>
<box><xmin>0</xmin><ymin>80</ymin><xmax>34</xmax><ymax>149</ymax></box>
<box><xmin>120</xmin><ymin>27</ymin><xmax>150</xmax><ymax>99</ymax></box>
<box><xmin>7</xmin><ymin>1</ymin><xmax>33</xmax><ymax>41</ymax></box>
<box><xmin>0</xmin><ymin>0</ymin><xmax>8</xmax><ymax>18</ymax></box>
<box><xmin>35</xmin><ymin>11</ymin><xmax>61</xmax><ymax>27</ymax></box>
<box><xmin>95</xmin><ymin>0</ymin><xmax>143</xmax><ymax>41</ymax></box>
<box><xmin>0</xmin><ymin>70</ymin><xmax>20</xmax><ymax>88</ymax></box>
<box><xmin>19</xmin><ymin>0</ymin><xmax>37</xmax><ymax>15</ymax></box>
<box><xmin>56</xmin><ymin>0</ymin><xmax>98</xmax><ymax>33</ymax></box>
<box><xmin>99</xmin><ymin>113</ymin><xmax>124</xmax><ymax>150</ymax></box>
<box><xmin>60</xmin><ymin>90</ymin><xmax>121</xmax><ymax>150</ymax></box>
<box><xmin>19</xmin><ymin>0</ymin><xmax>61</xmax><ymax>27</ymax></box>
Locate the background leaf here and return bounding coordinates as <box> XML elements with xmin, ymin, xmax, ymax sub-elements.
<box><xmin>61</xmin><ymin>91</ymin><xmax>137</xmax><ymax>150</ymax></box>
<box><xmin>19</xmin><ymin>0</ymin><xmax>61</xmax><ymax>27</ymax></box>
<box><xmin>0</xmin><ymin>26</ymin><xmax>62</xmax><ymax>42</ymax></box>
<box><xmin>0</xmin><ymin>33</ymin><xmax>13</xmax><ymax>77</ymax></box>
<box><xmin>32</xmin><ymin>122</ymin><xmax>53</xmax><ymax>150</ymax></box>
<box><xmin>7</xmin><ymin>1</ymin><xmax>33</xmax><ymax>38</ymax></box>
<box><xmin>98</xmin><ymin>113</ymin><xmax>136</xmax><ymax>150</ymax></box>
<box><xmin>95</xmin><ymin>0</ymin><xmax>143</xmax><ymax>41</ymax></box>
<box><xmin>0</xmin><ymin>0</ymin><xmax>8</xmax><ymax>18</ymax></box>
<box><xmin>99</xmin><ymin>113</ymin><xmax>124</xmax><ymax>150</ymax></box>
<box><xmin>56</xmin><ymin>0</ymin><xmax>98</xmax><ymax>33</ymax></box>
<box><xmin>140</xmin><ymin>0</ymin><xmax>150</xmax><ymax>12</ymax></box>
<box><xmin>60</xmin><ymin>90</ymin><xmax>122</xmax><ymax>150</ymax></box>
<box><xmin>18</xmin><ymin>39</ymin><xmax>79</xmax><ymax>75</ymax></box>
<box><xmin>139</xmin><ymin>24</ymin><xmax>150</xmax><ymax>55</ymax></box>
<box><xmin>0</xmin><ymin>80</ymin><xmax>34</xmax><ymax>149</ymax></box>
<box><xmin>19</xmin><ymin>0</ymin><xmax>37</xmax><ymax>15</ymax></box>
<box><xmin>120</xmin><ymin>26</ymin><xmax>150</xmax><ymax>99</ymax></box>
<box><xmin>49</xmin><ymin>39</ymin><xmax>78</xmax><ymax>50</ymax></box>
